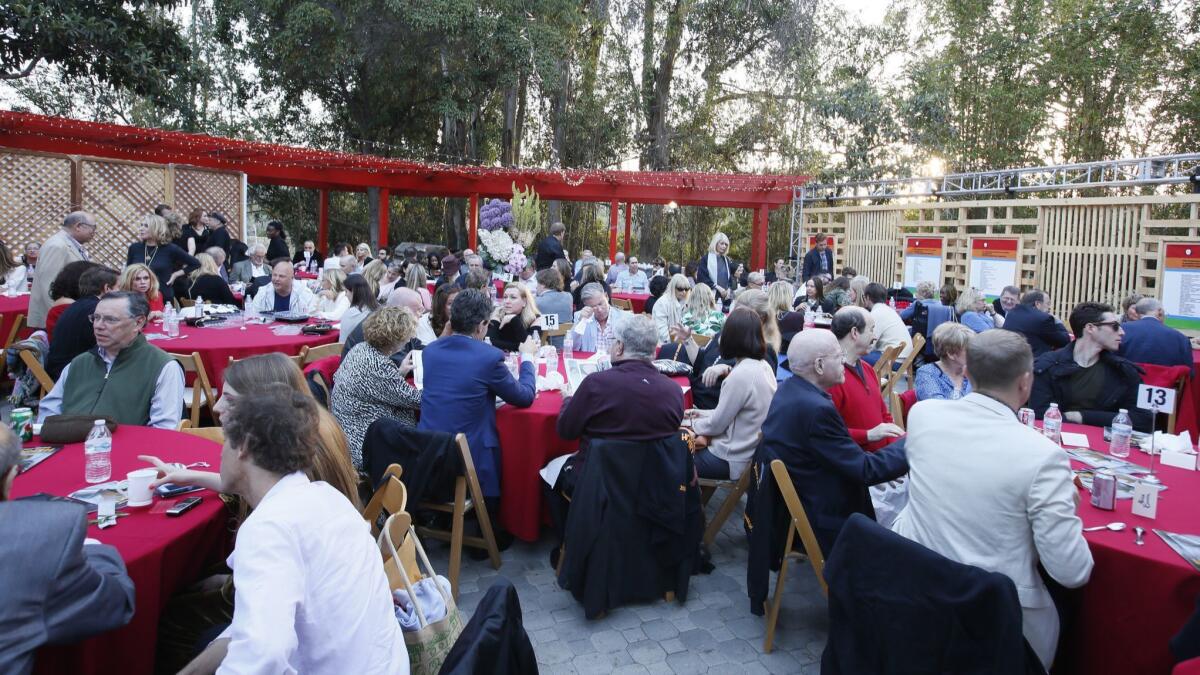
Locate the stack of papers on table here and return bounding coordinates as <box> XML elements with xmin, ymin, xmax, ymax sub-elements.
<box><xmin>1154</xmin><ymin>530</ymin><xmax>1200</xmax><ymax>572</ymax></box>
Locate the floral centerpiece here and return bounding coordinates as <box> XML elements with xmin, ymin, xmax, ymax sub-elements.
<box><xmin>477</xmin><ymin>184</ymin><xmax>538</xmax><ymax>278</ymax></box>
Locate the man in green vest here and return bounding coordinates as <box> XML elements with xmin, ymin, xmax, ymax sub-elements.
<box><xmin>37</xmin><ymin>291</ymin><xmax>184</xmax><ymax>429</ymax></box>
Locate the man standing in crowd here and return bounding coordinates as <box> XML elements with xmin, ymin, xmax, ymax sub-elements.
<box><xmin>758</xmin><ymin>328</ymin><xmax>908</xmax><ymax>555</ymax></box>
<box><xmin>0</xmin><ymin>425</ymin><xmax>136</xmax><ymax>673</ymax></box>
<box><xmin>536</xmin><ymin>223</ymin><xmax>568</xmax><ymax>270</ymax></box>
<box><xmin>178</xmin><ymin>387</ymin><xmax>408</xmax><ymax>674</ymax></box>
<box><xmin>30</xmin><ymin>211</ymin><xmax>95</xmax><ymax>328</ymax></box>
<box><xmin>893</xmin><ymin>330</ymin><xmax>1093</xmax><ymax>671</ymax></box>
<box><xmin>571</xmin><ymin>282</ymin><xmax>629</xmax><ymax>352</ymax></box>
<box><xmin>801</xmin><ymin>232</ymin><xmax>834</xmax><ymax>282</ymax></box>
<box><xmin>37</xmin><ymin>291</ymin><xmax>184</xmax><ymax>429</ymax></box>
<box><xmin>1001</xmin><ymin>290</ymin><xmax>1071</xmax><ymax>357</ymax></box>
<box><xmin>1118</xmin><ymin>297</ymin><xmax>1193</xmax><ymax>375</ymax></box>
<box><xmin>992</xmin><ymin>285</ymin><xmax>1020</xmax><ymax>318</ymax></box>
<box><xmin>605</xmin><ymin>252</ymin><xmax>628</xmax><ymax>284</ymax></box>
<box><xmin>1030</xmin><ymin>301</ymin><xmax>1151</xmax><ymax>431</ymax></box>
<box><xmin>46</xmin><ymin>266</ymin><xmax>119</xmax><ymax>380</ymax></box>
<box><xmin>248</xmin><ymin>260</ymin><xmax>317</xmax><ymax>314</ymax></box>
<box><xmin>419</xmin><ymin>289</ymin><xmax>537</xmax><ymax>501</ymax></box>
<box><xmin>204</xmin><ymin>212</ymin><xmax>232</xmax><ymax>261</ymax></box>
<box><xmin>232</xmin><ymin>244</ymin><xmax>272</xmax><ymax>284</ymax></box>
<box><xmin>614</xmin><ymin>256</ymin><xmax>648</xmax><ymax>291</ymax></box>
<box><xmin>828</xmin><ymin>307</ymin><xmax>905</xmax><ymax>452</ymax></box>
<box><xmin>293</xmin><ymin>240</ymin><xmax>323</xmax><ymax>274</ymax></box>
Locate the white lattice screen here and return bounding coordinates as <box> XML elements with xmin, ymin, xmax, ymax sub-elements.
<box><xmin>174</xmin><ymin>168</ymin><xmax>243</xmax><ymax>239</ymax></box>
<box><xmin>0</xmin><ymin>152</ymin><xmax>73</xmax><ymax>251</ymax></box>
<box><xmin>80</xmin><ymin>159</ymin><xmax>169</xmax><ymax>269</ymax></box>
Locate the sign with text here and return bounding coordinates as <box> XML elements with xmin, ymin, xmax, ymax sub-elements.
<box><xmin>1161</xmin><ymin>243</ymin><xmax>1200</xmax><ymax>331</ymax></box>
<box><xmin>902</xmin><ymin>237</ymin><xmax>943</xmax><ymax>292</ymax></box>
<box><xmin>968</xmin><ymin>238</ymin><xmax>1020</xmax><ymax>300</ymax></box>
<box><xmin>1137</xmin><ymin>384</ymin><xmax>1176</xmax><ymax>414</ymax></box>
<box><xmin>1131</xmin><ymin>480</ymin><xmax>1159</xmax><ymax>519</ymax></box>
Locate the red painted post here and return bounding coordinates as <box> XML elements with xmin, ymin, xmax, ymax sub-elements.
<box><xmin>317</xmin><ymin>188</ymin><xmax>330</xmax><ymax>255</ymax></box>
<box><xmin>755</xmin><ymin>204</ymin><xmax>770</xmax><ymax>271</ymax></box>
<box><xmin>468</xmin><ymin>192</ymin><xmax>479</xmax><ymax>251</ymax></box>
<box><xmin>624</xmin><ymin>203</ymin><xmax>632</xmax><ymax>257</ymax></box>
<box><xmin>609</xmin><ymin>200</ymin><xmax>618</xmax><ymax>263</ymax></box>
<box><xmin>378</xmin><ymin>187</ymin><xmax>390</xmax><ymax>249</ymax></box>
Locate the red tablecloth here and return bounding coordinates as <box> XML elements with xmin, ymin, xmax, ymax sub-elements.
<box><xmin>612</xmin><ymin>291</ymin><xmax>651</xmax><ymax>314</ymax></box>
<box><xmin>144</xmin><ymin>320</ymin><xmax>338</xmax><ymax>389</ymax></box>
<box><xmin>296</xmin><ymin>270</ymin><xmax>319</xmax><ymax>280</ymax></box>
<box><xmin>0</xmin><ymin>292</ymin><xmax>30</xmax><ymax>343</ymax></box>
<box><xmin>496</xmin><ymin>355</ymin><xmax>692</xmax><ymax>541</ymax></box>
<box><xmin>1057</xmin><ymin>422</ymin><xmax>1200</xmax><ymax>675</ymax></box>
<box><xmin>12</xmin><ymin>426</ymin><xmax>228</xmax><ymax>675</ymax></box>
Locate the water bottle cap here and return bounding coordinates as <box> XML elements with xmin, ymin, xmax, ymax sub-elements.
<box><xmin>93</xmin><ymin>419</ymin><xmax>105</xmax><ymax>426</ymax></box>
<box><xmin>1049</xmin><ymin>403</ymin><xmax>1058</xmax><ymax>408</ymax></box>
<box><xmin>1118</xmin><ymin>408</ymin><xmax>1127</xmax><ymax>413</ymax></box>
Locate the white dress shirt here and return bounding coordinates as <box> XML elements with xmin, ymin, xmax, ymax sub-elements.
<box><xmin>870</xmin><ymin>302</ymin><xmax>911</xmax><ymax>358</ymax></box>
<box><xmin>36</xmin><ymin>344</ymin><xmax>185</xmax><ymax>429</ymax></box>
<box><xmin>415</xmin><ymin>313</ymin><xmax>438</xmax><ymax>345</ymax></box>
<box><xmin>318</xmin><ymin>293</ymin><xmax>351</xmax><ymax>321</ymax></box>
<box><xmin>892</xmin><ymin>393</ymin><xmax>1093</xmax><ymax>670</ymax></box>
<box><xmin>248</xmin><ymin>282</ymin><xmax>318</xmax><ymax>314</ymax></box>
<box><xmin>218</xmin><ymin>473</ymin><xmax>408</xmax><ymax>675</ymax></box>
<box><xmin>615</xmin><ymin>269</ymin><xmax>648</xmax><ymax>291</ymax></box>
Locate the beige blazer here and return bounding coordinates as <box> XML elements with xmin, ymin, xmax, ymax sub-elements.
<box><xmin>29</xmin><ymin>230</ymin><xmax>84</xmax><ymax>328</ymax></box>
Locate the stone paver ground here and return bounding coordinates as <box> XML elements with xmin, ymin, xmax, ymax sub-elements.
<box><xmin>425</xmin><ymin>492</ymin><xmax>829</xmax><ymax>674</ymax></box>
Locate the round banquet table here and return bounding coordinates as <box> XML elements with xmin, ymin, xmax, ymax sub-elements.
<box><xmin>11</xmin><ymin>426</ymin><xmax>228</xmax><ymax>675</ymax></box>
<box><xmin>142</xmin><ymin>319</ymin><xmax>338</xmax><ymax>389</ymax></box>
<box><xmin>0</xmin><ymin>292</ymin><xmax>30</xmax><ymax>341</ymax></box>
<box><xmin>611</xmin><ymin>290</ymin><xmax>651</xmax><ymax>314</ymax></box>
<box><xmin>1056</xmin><ymin>422</ymin><xmax>1200</xmax><ymax>675</ymax></box>
<box><xmin>495</xmin><ymin>354</ymin><xmax>693</xmax><ymax>541</ymax></box>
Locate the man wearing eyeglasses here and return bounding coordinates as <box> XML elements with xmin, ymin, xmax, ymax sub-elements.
<box><xmin>1029</xmin><ymin>302</ymin><xmax>1152</xmax><ymax>431</ymax></box>
<box><xmin>37</xmin><ymin>291</ymin><xmax>184</xmax><ymax>429</ymax></box>
<box><xmin>29</xmin><ymin>212</ymin><xmax>97</xmax><ymax>329</ymax></box>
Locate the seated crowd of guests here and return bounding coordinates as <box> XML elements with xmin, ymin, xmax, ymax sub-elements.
<box><xmin>11</xmin><ymin>214</ymin><xmax>1200</xmax><ymax>673</ymax></box>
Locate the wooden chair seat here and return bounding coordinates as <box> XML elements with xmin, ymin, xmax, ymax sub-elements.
<box><xmin>764</xmin><ymin>459</ymin><xmax>827</xmax><ymax>653</ymax></box>
<box><xmin>611</xmin><ymin>298</ymin><xmax>633</xmax><ymax>311</ymax></box>
<box><xmin>302</xmin><ymin>342</ymin><xmax>341</xmax><ymax>365</ymax></box>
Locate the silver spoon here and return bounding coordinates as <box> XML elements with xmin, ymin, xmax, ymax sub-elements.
<box><xmin>1134</xmin><ymin>527</ymin><xmax>1145</xmax><ymax>546</ymax></box>
<box><xmin>1083</xmin><ymin>522</ymin><xmax>1126</xmax><ymax>532</ymax></box>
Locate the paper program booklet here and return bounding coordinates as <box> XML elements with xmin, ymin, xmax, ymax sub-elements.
<box><xmin>18</xmin><ymin>446</ymin><xmax>59</xmax><ymax>473</ymax></box>
<box><xmin>1154</xmin><ymin>530</ymin><xmax>1200</xmax><ymax>573</ymax></box>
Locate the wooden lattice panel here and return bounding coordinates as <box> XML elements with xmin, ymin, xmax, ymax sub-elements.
<box><xmin>81</xmin><ymin>159</ymin><xmax>168</xmax><ymax>269</ymax></box>
<box><xmin>174</xmin><ymin>167</ymin><xmax>242</xmax><ymax>239</ymax></box>
<box><xmin>844</xmin><ymin>210</ymin><xmax>900</xmax><ymax>284</ymax></box>
<box><xmin>0</xmin><ymin>152</ymin><xmax>72</xmax><ymax>251</ymax></box>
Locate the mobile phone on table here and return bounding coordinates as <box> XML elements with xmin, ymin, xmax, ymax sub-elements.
<box><xmin>155</xmin><ymin>483</ymin><xmax>204</xmax><ymax>498</ymax></box>
<box><xmin>166</xmin><ymin>496</ymin><xmax>203</xmax><ymax>517</ymax></box>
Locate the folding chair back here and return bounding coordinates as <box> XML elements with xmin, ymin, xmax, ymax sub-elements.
<box><xmin>5</xmin><ymin>313</ymin><xmax>26</xmax><ymax>348</ymax></box>
<box><xmin>764</xmin><ymin>459</ymin><xmax>828</xmax><ymax>653</ymax></box>
<box><xmin>379</xmin><ymin>511</ymin><xmax>424</xmax><ymax>589</ymax></box>
<box><xmin>362</xmin><ymin>463</ymin><xmax>408</xmax><ymax>535</ymax></box>
<box><xmin>168</xmin><ymin>351</ymin><xmax>216</xmax><ymax>428</ymax></box>
<box><xmin>611</xmin><ymin>297</ymin><xmax>633</xmax><ymax>311</ymax></box>
<box><xmin>17</xmin><ymin>348</ymin><xmax>54</xmax><ymax>399</ymax></box>
<box><xmin>302</xmin><ymin>342</ymin><xmax>341</xmax><ymax>365</ymax></box>
<box><xmin>540</xmin><ymin>322</ymin><xmax>573</xmax><ymax>346</ymax></box>
<box><xmin>883</xmin><ymin>334</ymin><xmax>925</xmax><ymax>401</ymax></box>
<box><xmin>691</xmin><ymin>333</ymin><xmax>713</xmax><ymax>348</ymax></box>
<box><xmin>872</xmin><ymin>344</ymin><xmax>902</xmax><ymax>383</ymax></box>
<box><xmin>180</xmin><ymin>426</ymin><xmax>225</xmax><ymax>444</ymax></box>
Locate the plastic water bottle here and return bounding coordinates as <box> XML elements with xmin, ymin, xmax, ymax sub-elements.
<box><xmin>84</xmin><ymin>420</ymin><xmax>112</xmax><ymax>484</ymax></box>
<box><xmin>1042</xmin><ymin>403</ymin><xmax>1063</xmax><ymax>446</ymax></box>
<box><xmin>1109</xmin><ymin>408</ymin><xmax>1133</xmax><ymax>458</ymax></box>
<box><xmin>563</xmin><ymin>329</ymin><xmax>575</xmax><ymax>360</ymax></box>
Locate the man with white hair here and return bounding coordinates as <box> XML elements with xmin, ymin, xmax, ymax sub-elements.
<box><xmin>30</xmin><ymin>211</ymin><xmax>96</xmax><ymax>328</ymax></box>
<box><xmin>339</xmin><ymin>255</ymin><xmax>357</xmax><ymax>277</ymax></box>
<box><xmin>574</xmin><ymin>249</ymin><xmax>595</xmax><ymax>276</ymax></box>
<box><xmin>232</xmin><ymin>243</ymin><xmax>271</xmax><ymax>284</ymax></box>
<box><xmin>605</xmin><ymin>252</ymin><xmax>627</xmax><ymax>284</ymax></box>
<box><xmin>205</xmin><ymin>246</ymin><xmax>230</xmax><ymax>282</ymax></box>
<box><xmin>456</xmin><ymin>254</ymin><xmax>489</xmax><ymax>289</ymax></box>
<box><xmin>1118</xmin><ymin>296</ymin><xmax>1193</xmax><ymax>375</ymax></box>
<box><xmin>571</xmin><ymin>282</ymin><xmax>629</xmax><ymax>352</ymax></box>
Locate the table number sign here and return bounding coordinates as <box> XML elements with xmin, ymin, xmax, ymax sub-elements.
<box><xmin>1137</xmin><ymin>384</ymin><xmax>1176</xmax><ymax>414</ymax></box>
<box><xmin>1132</xmin><ymin>480</ymin><xmax>1159</xmax><ymax>519</ymax></box>
<box><xmin>539</xmin><ymin>314</ymin><xmax>559</xmax><ymax>329</ymax></box>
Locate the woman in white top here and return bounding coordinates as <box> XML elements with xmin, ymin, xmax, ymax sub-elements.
<box><xmin>652</xmin><ymin>274</ymin><xmax>691</xmax><ymax>343</ymax></box>
<box><xmin>0</xmin><ymin>240</ymin><xmax>27</xmax><ymax>293</ymax></box>
<box><xmin>338</xmin><ymin>275</ymin><xmax>379</xmax><ymax>343</ymax></box>
<box><xmin>317</xmin><ymin>268</ymin><xmax>351</xmax><ymax>320</ymax></box>
<box><xmin>686</xmin><ymin>308</ymin><xmax>778</xmax><ymax>479</ymax></box>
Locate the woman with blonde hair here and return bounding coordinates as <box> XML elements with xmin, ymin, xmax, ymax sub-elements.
<box><xmin>850</xmin><ymin>275</ymin><xmax>871</xmax><ymax>308</ymax></box>
<box><xmin>682</xmin><ymin>282</ymin><xmax>725</xmax><ymax>336</ymax></box>
<box><xmin>316</xmin><ymin>268</ymin><xmax>350</xmax><ymax>319</ymax></box>
<box><xmin>126</xmin><ymin>213</ymin><xmax>198</xmax><ymax>304</ymax></box>
<box><xmin>696</xmin><ymin>231</ymin><xmax>734</xmax><ymax>306</ymax></box>
<box><xmin>354</xmin><ymin>242</ymin><xmax>372</xmax><ymax>272</ymax></box>
<box><xmin>404</xmin><ymin>263</ymin><xmax>432</xmax><ymax>310</ymax></box>
<box><xmin>487</xmin><ymin>283</ymin><xmax>541</xmax><ymax>351</ymax></box>
<box><xmin>119</xmin><ymin>263</ymin><xmax>166</xmax><ymax>319</ymax></box>
<box><xmin>956</xmin><ymin>287</ymin><xmax>995</xmax><ymax>333</ymax></box>
<box><xmin>653</xmin><ymin>273</ymin><xmax>692</xmax><ymax>343</ymax></box>
<box><xmin>186</xmin><ymin>252</ymin><xmax>238</xmax><ymax>304</ymax></box>
<box><xmin>360</xmin><ymin>258</ymin><xmax>387</xmax><ymax>298</ymax></box>
<box><xmin>768</xmin><ymin>280</ymin><xmax>806</xmax><ymax>338</ymax></box>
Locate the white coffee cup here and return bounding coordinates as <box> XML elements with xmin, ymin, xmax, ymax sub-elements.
<box><xmin>126</xmin><ymin>468</ymin><xmax>158</xmax><ymax>507</ymax></box>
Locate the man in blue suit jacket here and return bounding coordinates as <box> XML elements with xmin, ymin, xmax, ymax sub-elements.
<box><xmin>1000</xmin><ymin>289</ymin><xmax>1071</xmax><ymax>357</ymax></box>
<box><xmin>1119</xmin><ymin>297</ymin><xmax>1194</xmax><ymax>376</ymax></box>
<box><xmin>419</xmin><ymin>289</ymin><xmax>537</xmax><ymax>499</ymax></box>
<box><xmin>800</xmin><ymin>234</ymin><xmax>835</xmax><ymax>281</ymax></box>
<box><xmin>758</xmin><ymin>329</ymin><xmax>908</xmax><ymax>555</ymax></box>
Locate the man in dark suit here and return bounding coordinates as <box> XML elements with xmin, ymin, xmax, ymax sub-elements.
<box><xmin>418</xmin><ymin>289</ymin><xmax>538</xmax><ymax>501</ymax></box>
<box><xmin>1000</xmin><ymin>289</ymin><xmax>1071</xmax><ymax>357</ymax></box>
<box><xmin>292</xmin><ymin>240</ymin><xmax>323</xmax><ymax>274</ymax></box>
<box><xmin>1119</xmin><ymin>297</ymin><xmax>1194</xmax><ymax>376</ymax></box>
<box><xmin>0</xmin><ymin>425</ymin><xmax>135</xmax><ymax>674</ymax></box>
<box><xmin>535</xmin><ymin>222</ymin><xmax>568</xmax><ymax>270</ymax></box>
<box><xmin>992</xmin><ymin>285</ymin><xmax>1020</xmax><ymax>318</ymax></box>
<box><xmin>801</xmin><ymin>232</ymin><xmax>835</xmax><ymax>281</ymax></box>
<box><xmin>759</xmin><ymin>329</ymin><xmax>908</xmax><ymax>555</ymax></box>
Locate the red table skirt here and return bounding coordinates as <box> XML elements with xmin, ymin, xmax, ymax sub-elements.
<box><xmin>496</xmin><ymin>356</ymin><xmax>691</xmax><ymax>541</ymax></box>
<box><xmin>612</xmin><ymin>291</ymin><xmax>651</xmax><ymax>314</ymax></box>
<box><xmin>12</xmin><ymin>426</ymin><xmax>229</xmax><ymax>675</ymax></box>
<box><xmin>1056</xmin><ymin>423</ymin><xmax>1200</xmax><ymax>675</ymax></box>
<box><xmin>145</xmin><ymin>320</ymin><xmax>338</xmax><ymax>389</ymax></box>
<box><xmin>0</xmin><ymin>292</ymin><xmax>30</xmax><ymax>343</ymax></box>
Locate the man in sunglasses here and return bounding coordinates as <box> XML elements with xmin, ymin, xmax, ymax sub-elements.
<box><xmin>1029</xmin><ymin>301</ymin><xmax>1151</xmax><ymax>431</ymax></box>
<box><xmin>37</xmin><ymin>291</ymin><xmax>184</xmax><ymax>429</ymax></box>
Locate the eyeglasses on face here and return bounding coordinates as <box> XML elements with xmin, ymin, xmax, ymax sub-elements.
<box><xmin>87</xmin><ymin>314</ymin><xmax>131</xmax><ymax>326</ymax></box>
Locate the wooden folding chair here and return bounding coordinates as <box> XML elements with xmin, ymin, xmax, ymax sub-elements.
<box><xmin>228</xmin><ymin>346</ymin><xmax>307</xmax><ymax>370</ymax></box>
<box><xmin>302</xmin><ymin>342</ymin><xmax>341</xmax><ymax>365</ymax></box>
<box><xmin>539</xmin><ymin>322</ymin><xmax>573</xmax><ymax>347</ymax></box>
<box><xmin>698</xmin><ymin>469</ymin><xmax>753</xmax><ymax>548</ymax></box>
<box><xmin>611</xmin><ymin>297</ymin><xmax>633</xmax><ymax>311</ymax></box>
<box><xmin>17</xmin><ymin>348</ymin><xmax>54</xmax><ymax>399</ymax></box>
<box><xmin>415</xmin><ymin>433</ymin><xmax>502</xmax><ymax>599</ymax></box>
<box><xmin>764</xmin><ymin>459</ymin><xmax>828</xmax><ymax>653</ymax></box>
<box><xmin>167</xmin><ymin>351</ymin><xmax>217</xmax><ymax>428</ymax></box>
<box><xmin>883</xmin><ymin>334</ymin><xmax>925</xmax><ymax>401</ymax></box>
<box><xmin>871</xmin><ymin>344</ymin><xmax>902</xmax><ymax>384</ymax></box>
<box><xmin>5</xmin><ymin>313</ymin><xmax>26</xmax><ymax>348</ymax></box>
<box><xmin>175</xmin><ymin>297</ymin><xmax>195</xmax><ymax>309</ymax></box>
<box><xmin>362</xmin><ymin>463</ymin><xmax>407</xmax><ymax>535</ymax></box>
<box><xmin>180</xmin><ymin>425</ymin><xmax>225</xmax><ymax>444</ymax></box>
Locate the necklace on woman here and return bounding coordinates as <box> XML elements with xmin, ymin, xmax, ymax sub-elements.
<box><xmin>144</xmin><ymin>244</ymin><xmax>159</xmax><ymax>267</ymax></box>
